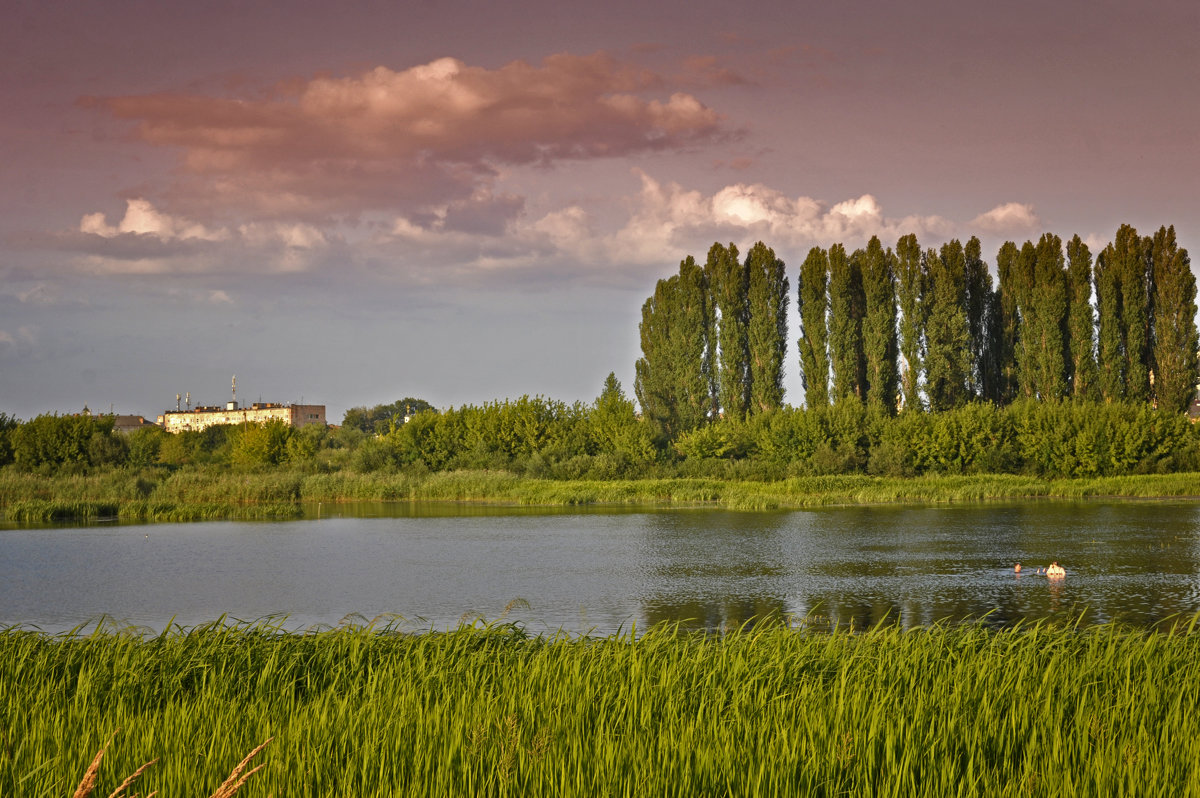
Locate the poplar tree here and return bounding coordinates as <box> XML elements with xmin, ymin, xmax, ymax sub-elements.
<box><xmin>964</xmin><ymin>237</ymin><xmax>992</xmax><ymax>400</ymax></box>
<box><xmin>1030</xmin><ymin>233</ymin><xmax>1068</xmax><ymax>400</ymax></box>
<box><xmin>745</xmin><ymin>241</ymin><xmax>789</xmax><ymax>414</ymax></box>
<box><xmin>828</xmin><ymin>243</ymin><xmax>866</xmax><ymax>402</ymax></box>
<box><xmin>1117</xmin><ymin>225</ymin><xmax>1152</xmax><ymax>402</ymax></box>
<box><xmin>860</xmin><ymin>235</ymin><xmax>899</xmax><ymax>413</ymax></box>
<box><xmin>634</xmin><ymin>257</ymin><xmax>713</xmax><ymax>441</ymax></box>
<box><xmin>981</xmin><ymin>289</ymin><xmax>1005</xmax><ymax>404</ymax></box>
<box><xmin>797</xmin><ymin>246</ymin><xmax>830</xmax><ymax>408</ymax></box>
<box><xmin>994</xmin><ymin>241</ymin><xmax>1021</xmax><ymax>404</ymax></box>
<box><xmin>923</xmin><ymin>242</ymin><xmax>969</xmax><ymax>411</ymax></box>
<box><xmin>1094</xmin><ymin>240</ymin><xmax>1126</xmax><ymax>401</ymax></box>
<box><xmin>1150</xmin><ymin>225</ymin><xmax>1199</xmax><ymax>412</ymax></box>
<box><xmin>896</xmin><ymin>234</ymin><xmax>925</xmax><ymax>411</ymax></box>
<box><xmin>708</xmin><ymin>242</ymin><xmax>749</xmax><ymax>420</ymax></box>
<box><xmin>1066</xmin><ymin>235</ymin><xmax>1099</xmax><ymax>400</ymax></box>
<box><xmin>1013</xmin><ymin>241</ymin><xmax>1038</xmax><ymax>399</ymax></box>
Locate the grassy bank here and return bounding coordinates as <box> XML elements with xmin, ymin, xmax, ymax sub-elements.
<box><xmin>3</xmin><ymin>619</ymin><xmax>1199</xmax><ymax>796</ymax></box>
<box><xmin>4</xmin><ymin>468</ymin><xmax>1200</xmax><ymax>523</ymax></box>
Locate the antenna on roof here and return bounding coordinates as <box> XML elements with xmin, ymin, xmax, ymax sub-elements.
<box><xmin>176</xmin><ymin>393</ymin><xmax>181</xmax><ymax>412</ymax></box>
<box><xmin>185</xmin><ymin>392</ymin><xmax>190</xmax><ymax>411</ymax></box>
<box><xmin>228</xmin><ymin>375</ymin><xmax>239</xmax><ymax>411</ymax></box>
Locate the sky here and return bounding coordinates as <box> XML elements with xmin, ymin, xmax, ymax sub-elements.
<box><xmin>2</xmin><ymin>0</ymin><xmax>1198</xmax><ymax>423</ymax></box>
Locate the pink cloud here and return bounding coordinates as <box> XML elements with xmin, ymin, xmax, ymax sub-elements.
<box><xmin>970</xmin><ymin>202</ymin><xmax>1041</xmax><ymax>236</ymax></box>
<box><xmin>86</xmin><ymin>53</ymin><xmax>727</xmax><ymax>220</ymax></box>
<box><xmin>609</xmin><ymin>171</ymin><xmax>954</xmax><ymax>261</ymax></box>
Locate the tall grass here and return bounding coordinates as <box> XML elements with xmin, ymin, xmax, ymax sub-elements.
<box><xmin>3</xmin><ymin>618</ymin><xmax>1199</xmax><ymax>795</ymax></box>
<box><xmin>4</xmin><ymin>468</ymin><xmax>1200</xmax><ymax>524</ymax></box>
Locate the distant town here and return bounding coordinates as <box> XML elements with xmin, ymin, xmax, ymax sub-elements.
<box><xmin>102</xmin><ymin>376</ymin><xmax>326</xmax><ymax>435</ymax></box>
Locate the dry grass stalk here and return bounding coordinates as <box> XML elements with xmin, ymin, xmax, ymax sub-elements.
<box><xmin>72</xmin><ymin>728</ymin><xmax>158</xmax><ymax>798</ymax></box>
<box><xmin>106</xmin><ymin>757</ymin><xmax>159</xmax><ymax>798</ymax></box>
<box><xmin>207</xmin><ymin>737</ymin><xmax>273</xmax><ymax>798</ymax></box>
<box><xmin>72</xmin><ymin>730</ymin><xmax>271</xmax><ymax>798</ymax></box>
<box><xmin>73</xmin><ymin>730</ymin><xmax>119</xmax><ymax>798</ymax></box>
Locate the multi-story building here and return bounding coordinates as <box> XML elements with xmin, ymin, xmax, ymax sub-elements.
<box><xmin>156</xmin><ymin>401</ymin><xmax>326</xmax><ymax>433</ymax></box>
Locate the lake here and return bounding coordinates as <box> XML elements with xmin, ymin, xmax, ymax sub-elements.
<box><xmin>2</xmin><ymin>501</ymin><xmax>1199</xmax><ymax>634</ymax></box>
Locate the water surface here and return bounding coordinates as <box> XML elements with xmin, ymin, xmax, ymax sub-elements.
<box><xmin>2</xmin><ymin>501</ymin><xmax>1198</xmax><ymax>634</ymax></box>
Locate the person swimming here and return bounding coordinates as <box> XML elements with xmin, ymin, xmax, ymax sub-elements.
<box><xmin>1014</xmin><ymin>563</ymin><xmax>1022</xmax><ymax>573</ymax></box>
<box><xmin>1046</xmin><ymin>561</ymin><xmax>1066</xmax><ymax>578</ymax></box>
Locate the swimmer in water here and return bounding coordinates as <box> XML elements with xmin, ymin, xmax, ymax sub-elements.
<box><xmin>1046</xmin><ymin>561</ymin><xmax>1066</xmax><ymax>578</ymax></box>
<box><xmin>1014</xmin><ymin>563</ymin><xmax>1022</xmax><ymax>573</ymax></box>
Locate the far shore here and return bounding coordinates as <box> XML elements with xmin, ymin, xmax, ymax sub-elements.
<box><xmin>4</xmin><ymin>469</ymin><xmax>1200</xmax><ymax>524</ymax></box>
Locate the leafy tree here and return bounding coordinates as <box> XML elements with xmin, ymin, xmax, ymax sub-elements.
<box><xmin>157</xmin><ymin>426</ymin><xmax>233</xmax><ymax>466</ymax></box>
<box><xmin>10</xmin><ymin>413</ymin><xmax>118</xmax><ymax>473</ymax></box>
<box><xmin>1013</xmin><ymin>241</ymin><xmax>1038</xmax><ymax>399</ymax></box>
<box><xmin>231</xmin><ymin>419</ymin><xmax>294</xmax><ymax>468</ymax></box>
<box><xmin>1118</xmin><ymin>224</ymin><xmax>1152</xmax><ymax>402</ymax></box>
<box><xmin>797</xmin><ymin>246</ymin><xmax>830</xmax><ymax>409</ymax></box>
<box><xmin>994</xmin><ymin>241</ymin><xmax>1022</xmax><ymax>404</ymax></box>
<box><xmin>708</xmin><ymin>242</ymin><xmax>749</xmax><ymax>420</ymax></box>
<box><xmin>1066</xmin><ymin>235</ymin><xmax>1099</xmax><ymax>400</ymax></box>
<box><xmin>1029</xmin><ymin>233</ymin><xmax>1068</xmax><ymax>400</ymax></box>
<box><xmin>286</xmin><ymin>423</ymin><xmax>329</xmax><ymax>465</ymax></box>
<box><xmin>0</xmin><ymin>412</ymin><xmax>17</xmax><ymax>466</ymax></box>
<box><xmin>343</xmin><ymin>398</ymin><xmax>433</xmax><ymax>434</ymax></box>
<box><xmin>745</xmin><ymin>242</ymin><xmax>789</xmax><ymax>414</ymax></box>
<box><xmin>828</xmin><ymin>243</ymin><xmax>866</xmax><ymax>402</ymax></box>
<box><xmin>979</xmin><ymin>289</ymin><xmax>1005</xmax><ymax>404</ymax></box>
<box><xmin>964</xmin><ymin>237</ymin><xmax>993</xmax><ymax>401</ymax></box>
<box><xmin>1150</xmin><ymin>225</ymin><xmax>1199</xmax><ymax>412</ymax></box>
<box><xmin>635</xmin><ymin>256</ymin><xmax>714</xmax><ymax>442</ymax></box>
<box><xmin>895</xmin><ymin>234</ymin><xmax>925</xmax><ymax>411</ymax></box>
<box><xmin>861</xmin><ymin>236</ymin><xmax>899</xmax><ymax>413</ymax></box>
<box><xmin>1094</xmin><ymin>238</ymin><xmax>1126</xmax><ymax>401</ymax></box>
<box><xmin>590</xmin><ymin>373</ymin><xmax>656</xmax><ymax>464</ymax></box>
<box><xmin>88</xmin><ymin>427</ymin><xmax>129</xmax><ymax>469</ymax></box>
<box><xmin>924</xmin><ymin>243</ymin><xmax>969</xmax><ymax>411</ymax></box>
<box><xmin>126</xmin><ymin>426</ymin><xmax>168</xmax><ymax>468</ymax></box>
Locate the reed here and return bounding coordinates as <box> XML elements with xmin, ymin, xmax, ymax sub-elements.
<box><xmin>5</xmin><ymin>468</ymin><xmax>1200</xmax><ymax>524</ymax></box>
<box><xmin>4</xmin><ymin>618</ymin><xmax>1199</xmax><ymax>795</ymax></box>
<box><xmin>70</xmin><ymin>728</ymin><xmax>269</xmax><ymax>798</ymax></box>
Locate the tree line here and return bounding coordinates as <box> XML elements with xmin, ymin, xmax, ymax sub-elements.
<box><xmin>636</xmin><ymin>224</ymin><xmax>1198</xmax><ymax>441</ymax></box>
<box><xmin>635</xmin><ymin>242</ymin><xmax>790</xmax><ymax>442</ymax></box>
<box><xmin>0</xmin><ymin>378</ymin><xmax>656</xmax><ymax>479</ymax></box>
<box><xmin>4</xmin><ymin>393</ymin><xmax>1197</xmax><ymax>481</ymax></box>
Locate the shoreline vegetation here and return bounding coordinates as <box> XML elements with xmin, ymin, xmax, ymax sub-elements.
<box><xmin>4</xmin><ymin>468</ymin><xmax>1200</xmax><ymax>524</ymax></box>
<box><xmin>4</xmin><ymin>619</ymin><xmax>1199</xmax><ymax>795</ymax></box>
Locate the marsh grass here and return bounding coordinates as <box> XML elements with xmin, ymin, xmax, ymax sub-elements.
<box><xmin>71</xmin><ymin>729</ymin><xmax>270</xmax><ymax>798</ymax></box>
<box><xmin>4</xmin><ymin>618</ymin><xmax>1199</xmax><ymax>796</ymax></box>
<box><xmin>4</xmin><ymin>468</ymin><xmax>1200</xmax><ymax>524</ymax></box>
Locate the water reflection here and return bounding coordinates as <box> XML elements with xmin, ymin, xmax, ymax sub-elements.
<box><xmin>1</xmin><ymin>502</ymin><xmax>1200</xmax><ymax>634</ymax></box>
<box><xmin>631</xmin><ymin>503</ymin><xmax>1200</xmax><ymax>633</ymax></box>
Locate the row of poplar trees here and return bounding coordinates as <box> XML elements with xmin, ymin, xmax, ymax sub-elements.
<box><xmin>635</xmin><ymin>224</ymin><xmax>1197</xmax><ymax>443</ymax></box>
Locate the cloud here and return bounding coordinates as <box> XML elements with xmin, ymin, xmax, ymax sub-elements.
<box><xmin>45</xmin><ymin>173</ymin><xmax>1037</xmax><ymax>289</ymax></box>
<box><xmin>1083</xmin><ymin>233</ymin><xmax>1108</xmax><ymax>254</ymax></box>
<box><xmin>969</xmin><ymin>202</ymin><xmax>1041</xmax><ymax>236</ymax></box>
<box><xmin>80</xmin><ymin>199</ymin><xmax>226</xmax><ymax>242</ymax></box>
<box><xmin>369</xmin><ymin>171</ymin><xmax>968</xmax><ymax>288</ymax></box>
<box><xmin>607</xmin><ymin>171</ymin><xmax>954</xmax><ymax>262</ymax></box>
<box><xmin>87</xmin><ymin>53</ymin><xmax>728</xmax><ymax>220</ymax></box>
<box><xmin>46</xmin><ymin>200</ymin><xmax>335</xmax><ymax>274</ymax></box>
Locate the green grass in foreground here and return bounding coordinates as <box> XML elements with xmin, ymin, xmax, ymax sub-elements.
<box><xmin>4</xmin><ymin>469</ymin><xmax>1200</xmax><ymax>523</ymax></box>
<box><xmin>3</xmin><ymin>619</ymin><xmax>1199</xmax><ymax>796</ymax></box>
